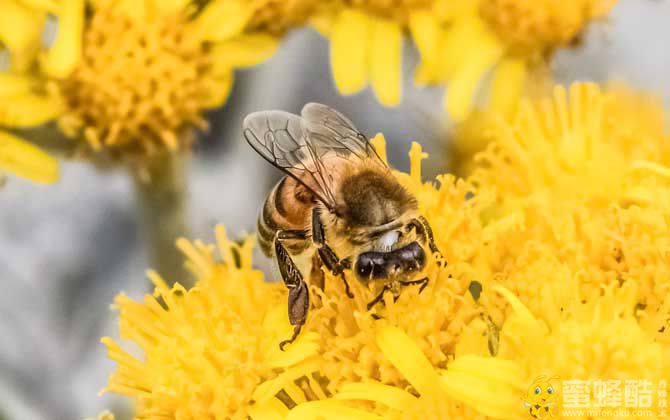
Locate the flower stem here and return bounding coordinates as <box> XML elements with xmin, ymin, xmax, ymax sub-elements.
<box><xmin>132</xmin><ymin>151</ymin><xmax>194</xmax><ymax>288</ymax></box>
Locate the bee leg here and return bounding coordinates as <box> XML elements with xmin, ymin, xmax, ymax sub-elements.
<box><xmin>410</xmin><ymin>216</ymin><xmax>445</xmax><ymax>266</ymax></box>
<box><xmin>400</xmin><ymin>277</ymin><xmax>429</xmax><ymax>293</ymax></box>
<box><xmin>367</xmin><ymin>283</ymin><xmax>394</xmax><ymax>310</ymax></box>
<box><xmin>275</xmin><ymin>230</ymin><xmax>309</xmax><ymax>351</ymax></box>
<box><xmin>312</xmin><ymin>208</ymin><xmax>354</xmax><ymax>298</ymax></box>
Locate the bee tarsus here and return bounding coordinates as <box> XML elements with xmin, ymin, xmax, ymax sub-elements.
<box><xmin>366</xmin><ymin>277</ymin><xmax>429</xmax><ymax>311</ymax></box>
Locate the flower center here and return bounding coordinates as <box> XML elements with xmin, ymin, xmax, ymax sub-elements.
<box><xmin>57</xmin><ymin>2</ymin><xmax>213</xmax><ymax>160</ymax></box>
<box><xmin>479</xmin><ymin>0</ymin><xmax>614</xmax><ymax>56</ymax></box>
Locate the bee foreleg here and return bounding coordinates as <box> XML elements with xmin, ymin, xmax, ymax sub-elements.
<box><xmin>411</xmin><ymin>216</ymin><xmax>445</xmax><ymax>266</ymax></box>
<box><xmin>275</xmin><ymin>230</ymin><xmax>309</xmax><ymax>351</ymax></box>
<box><xmin>367</xmin><ymin>283</ymin><xmax>394</xmax><ymax>310</ymax></box>
<box><xmin>400</xmin><ymin>277</ymin><xmax>429</xmax><ymax>293</ymax></box>
<box><xmin>312</xmin><ymin>208</ymin><xmax>354</xmax><ymax>298</ymax></box>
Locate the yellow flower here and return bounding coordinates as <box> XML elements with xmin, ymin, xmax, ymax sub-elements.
<box><xmin>318</xmin><ymin>0</ymin><xmax>616</xmax><ymax>119</ymax></box>
<box><xmin>413</xmin><ymin>0</ymin><xmax>616</xmax><ymax>120</ymax></box>
<box><xmin>56</xmin><ymin>0</ymin><xmax>279</xmax><ymax>163</ymax></box>
<box><xmin>102</xmin><ymin>85</ymin><xmax>669</xmax><ymax>418</ymax></box>
<box><xmin>0</xmin><ymin>0</ymin><xmax>80</xmax><ymax>183</ymax></box>
<box><xmin>101</xmin><ymin>227</ymin><xmax>320</xmax><ymax>419</ymax></box>
<box><xmin>247</xmin><ymin>0</ymin><xmax>319</xmax><ymax>35</ymax></box>
<box><xmin>286</xmin><ymin>326</ymin><xmax>525</xmax><ymax>419</ymax></box>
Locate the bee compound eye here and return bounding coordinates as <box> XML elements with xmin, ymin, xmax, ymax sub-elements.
<box><xmin>355</xmin><ymin>255</ymin><xmax>373</xmax><ymax>278</ymax></box>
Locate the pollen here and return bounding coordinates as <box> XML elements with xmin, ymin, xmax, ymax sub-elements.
<box><xmin>479</xmin><ymin>0</ymin><xmax>616</xmax><ymax>56</ymax></box>
<box><xmin>57</xmin><ymin>1</ymin><xmax>217</xmax><ymax>160</ymax></box>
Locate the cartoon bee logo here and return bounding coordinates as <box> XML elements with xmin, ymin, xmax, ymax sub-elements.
<box><xmin>523</xmin><ymin>376</ymin><xmax>559</xmax><ymax>419</ymax></box>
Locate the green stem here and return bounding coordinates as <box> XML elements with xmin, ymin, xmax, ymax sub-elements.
<box><xmin>132</xmin><ymin>151</ymin><xmax>194</xmax><ymax>288</ymax></box>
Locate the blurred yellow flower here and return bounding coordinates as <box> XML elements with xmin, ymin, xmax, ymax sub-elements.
<box><xmin>57</xmin><ymin>0</ymin><xmax>279</xmax><ymax>163</ymax></box>
<box><xmin>316</xmin><ymin>0</ymin><xmax>616</xmax><ymax>119</ymax></box>
<box><xmin>419</xmin><ymin>0</ymin><xmax>616</xmax><ymax>120</ymax></box>
<box><xmin>102</xmin><ymin>83</ymin><xmax>669</xmax><ymax>418</ymax></box>
<box><xmin>0</xmin><ymin>0</ymin><xmax>80</xmax><ymax>183</ymax></box>
<box><xmin>247</xmin><ymin>0</ymin><xmax>319</xmax><ymax>35</ymax></box>
<box><xmin>317</xmin><ymin>1</ymin><xmax>418</xmax><ymax>107</ymax></box>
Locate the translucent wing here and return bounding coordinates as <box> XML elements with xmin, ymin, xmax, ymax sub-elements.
<box><xmin>243</xmin><ymin>104</ymin><xmax>386</xmax><ymax>210</ymax></box>
<box><xmin>300</xmin><ymin>102</ymin><xmax>386</xmax><ymax>166</ymax></box>
<box><xmin>243</xmin><ymin>110</ymin><xmax>338</xmax><ymax>207</ymax></box>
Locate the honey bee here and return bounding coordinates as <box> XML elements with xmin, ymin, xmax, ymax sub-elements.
<box><xmin>243</xmin><ymin>103</ymin><xmax>443</xmax><ymax>349</ymax></box>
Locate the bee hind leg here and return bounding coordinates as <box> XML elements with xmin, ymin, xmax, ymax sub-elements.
<box><xmin>275</xmin><ymin>230</ymin><xmax>310</xmax><ymax>351</ymax></box>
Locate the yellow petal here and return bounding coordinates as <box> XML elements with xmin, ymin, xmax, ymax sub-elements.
<box><xmin>0</xmin><ymin>0</ymin><xmax>45</xmax><ymax>71</ymax></box>
<box><xmin>631</xmin><ymin>160</ymin><xmax>670</xmax><ymax>179</ymax></box>
<box><xmin>0</xmin><ymin>130</ymin><xmax>59</xmax><ymax>183</ymax></box>
<box><xmin>409</xmin><ymin>141</ymin><xmax>428</xmax><ymax>182</ymax></box>
<box><xmin>252</xmin><ymin>359</ymin><xmax>321</xmax><ymax>404</ymax></box>
<box><xmin>493</xmin><ymin>285</ymin><xmax>538</xmax><ymax>328</ymax></box>
<box><xmin>447</xmin><ymin>355</ymin><xmax>523</xmax><ymax>389</ymax></box>
<box><xmin>248</xmin><ymin>397</ymin><xmax>289</xmax><ymax>420</ymax></box>
<box><xmin>440</xmin><ymin>370</ymin><xmax>524</xmax><ymax>420</ymax></box>
<box><xmin>0</xmin><ymin>91</ymin><xmax>63</xmax><ymax>127</ymax></box>
<box><xmin>409</xmin><ymin>11</ymin><xmax>442</xmax><ymax>85</ymax></box>
<box><xmin>190</xmin><ymin>0</ymin><xmax>253</xmax><ymax>42</ymax></box>
<box><xmin>211</xmin><ymin>34</ymin><xmax>279</xmax><ymax>72</ymax></box>
<box><xmin>444</xmin><ymin>21</ymin><xmax>503</xmax><ymax>122</ymax></box>
<box><xmin>148</xmin><ymin>0</ymin><xmax>189</xmax><ymax>16</ymax></box>
<box><xmin>0</xmin><ymin>73</ymin><xmax>37</xmax><ymax>97</ymax></box>
<box><xmin>330</xmin><ymin>9</ymin><xmax>370</xmax><ymax>95</ymax></box>
<box><xmin>376</xmin><ymin>326</ymin><xmax>442</xmax><ymax>396</ymax></box>
<box><xmin>18</xmin><ymin>0</ymin><xmax>58</xmax><ymax>13</ymax></box>
<box><xmin>200</xmin><ymin>71</ymin><xmax>234</xmax><ymax>109</ymax></box>
<box><xmin>432</xmin><ymin>0</ymin><xmax>479</xmax><ymax>22</ymax></box>
<box><xmin>42</xmin><ymin>0</ymin><xmax>84</xmax><ymax>78</ymax></box>
<box><xmin>310</xmin><ymin>13</ymin><xmax>334</xmax><ymax>37</ymax></box>
<box><xmin>489</xmin><ymin>58</ymin><xmax>526</xmax><ymax>116</ymax></box>
<box><xmin>113</xmin><ymin>0</ymin><xmax>147</xmax><ymax>21</ymax></box>
<box><xmin>334</xmin><ymin>382</ymin><xmax>416</xmax><ymax>411</ymax></box>
<box><xmin>370</xmin><ymin>18</ymin><xmax>402</xmax><ymax>106</ymax></box>
<box><xmin>287</xmin><ymin>401</ymin><xmax>383</xmax><ymax>420</ymax></box>
<box><xmin>369</xmin><ymin>133</ymin><xmax>388</xmax><ymax>164</ymax></box>
<box><xmin>438</xmin><ymin>16</ymin><xmax>479</xmax><ymax>81</ymax></box>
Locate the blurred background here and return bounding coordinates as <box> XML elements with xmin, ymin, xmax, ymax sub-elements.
<box><xmin>1</xmin><ymin>1</ymin><xmax>670</xmax><ymax>418</ymax></box>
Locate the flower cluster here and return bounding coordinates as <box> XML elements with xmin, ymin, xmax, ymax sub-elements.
<box><xmin>315</xmin><ymin>0</ymin><xmax>616</xmax><ymax>119</ymax></box>
<box><xmin>0</xmin><ymin>0</ymin><xmax>71</xmax><ymax>183</ymax></box>
<box><xmin>0</xmin><ymin>0</ymin><xmax>295</xmax><ymax>171</ymax></box>
<box><xmin>0</xmin><ymin>0</ymin><xmax>619</xmax><ymax>179</ymax></box>
<box><xmin>102</xmin><ymin>82</ymin><xmax>670</xmax><ymax>418</ymax></box>
<box><xmin>57</xmin><ymin>0</ymin><xmax>283</xmax><ymax>164</ymax></box>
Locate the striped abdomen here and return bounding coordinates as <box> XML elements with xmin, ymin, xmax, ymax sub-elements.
<box><xmin>257</xmin><ymin>176</ymin><xmax>314</xmax><ymax>257</ymax></box>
